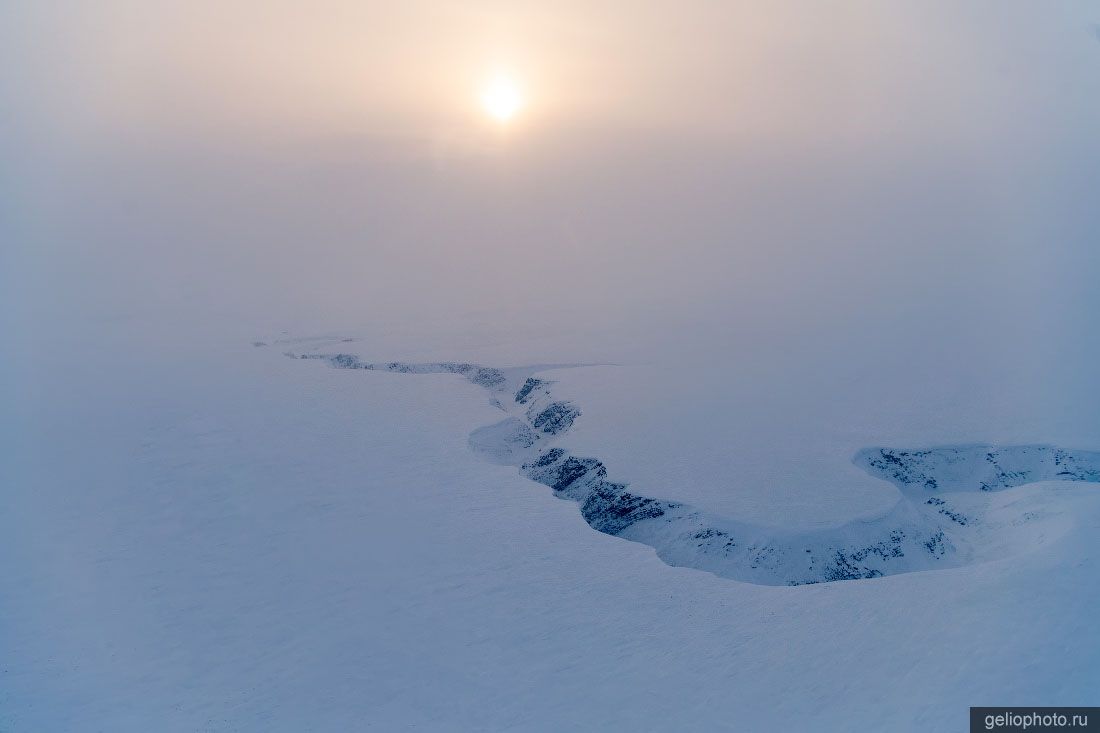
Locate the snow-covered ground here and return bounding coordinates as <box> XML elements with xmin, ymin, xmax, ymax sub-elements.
<box><xmin>5</xmin><ymin>5</ymin><xmax>1099</xmax><ymax>728</ymax></box>
<box><xmin>4</xmin><ymin>322</ymin><xmax>1098</xmax><ymax>731</ymax></box>
<box><xmin>287</xmin><ymin>347</ymin><xmax>1100</xmax><ymax>586</ymax></box>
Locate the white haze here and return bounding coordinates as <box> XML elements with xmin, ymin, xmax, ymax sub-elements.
<box><xmin>4</xmin><ymin>0</ymin><xmax>1100</xmax><ymax>491</ymax></box>
<box><xmin>4</xmin><ymin>4</ymin><xmax>1100</xmax><ymax>730</ymax></box>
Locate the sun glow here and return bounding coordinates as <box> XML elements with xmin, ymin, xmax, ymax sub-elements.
<box><xmin>480</xmin><ymin>74</ymin><xmax>523</xmax><ymax>123</ymax></box>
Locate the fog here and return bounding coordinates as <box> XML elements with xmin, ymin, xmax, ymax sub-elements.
<box><xmin>4</xmin><ymin>1</ymin><xmax>1099</xmax><ymax>411</ymax></box>
<box><xmin>7</xmin><ymin>7</ymin><xmax>1100</xmax><ymax>730</ymax></box>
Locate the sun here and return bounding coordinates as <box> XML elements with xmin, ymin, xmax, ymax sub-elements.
<box><xmin>480</xmin><ymin>74</ymin><xmax>523</xmax><ymax>123</ymax></box>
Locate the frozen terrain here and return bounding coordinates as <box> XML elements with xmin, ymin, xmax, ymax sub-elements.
<box><xmin>289</xmin><ymin>349</ymin><xmax>1100</xmax><ymax>586</ymax></box>
<box><xmin>3</xmin><ymin>322</ymin><xmax>1099</xmax><ymax>732</ymax></box>
<box><xmin>5</xmin><ymin>3</ymin><xmax>1100</xmax><ymax>728</ymax></box>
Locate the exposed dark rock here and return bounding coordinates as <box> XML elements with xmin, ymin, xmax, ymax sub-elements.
<box><xmin>515</xmin><ymin>377</ymin><xmax>548</xmax><ymax>404</ymax></box>
<box><xmin>531</xmin><ymin>401</ymin><xmax>580</xmax><ymax>435</ymax></box>
<box><xmin>332</xmin><ymin>353</ymin><xmax>365</xmax><ymax>369</ymax></box>
<box><xmin>822</xmin><ymin>551</ymin><xmax>884</xmax><ymax>582</ymax></box>
<box><xmin>580</xmin><ymin>482</ymin><xmax>676</xmax><ymax>535</ymax></box>
<box><xmin>551</xmin><ymin>458</ymin><xmax>607</xmax><ymax>495</ymax></box>
<box><xmin>523</xmin><ymin>452</ymin><xmax>607</xmax><ymax>499</ymax></box>
<box><xmin>861</xmin><ymin>448</ymin><xmax>937</xmax><ymax>490</ymax></box>
<box><xmin>526</xmin><ymin>448</ymin><xmax>566</xmax><ymax>469</ymax></box>
<box><xmin>925</xmin><ymin>498</ymin><xmax>969</xmax><ymax>525</ymax></box>
<box><xmin>857</xmin><ymin>444</ymin><xmax>1100</xmax><ymax>495</ymax></box>
<box><xmin>287</xmin><ymin>350</ymin><xmax>1100</xmax><ymax>585</ymax></box>
<box><xmin>470</xmin><ymin>367</ymin><xmax>507</xmax><ymax>390</ymax></box>
<box><xmin>923</xmin><ymin>530</ymin><xmax>947</xmax><ymax>557</ymax></box>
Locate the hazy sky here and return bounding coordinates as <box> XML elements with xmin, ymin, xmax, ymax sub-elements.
<box><xmin>3</xmin><ymin>2</ymin><xmax>1099</xmax><ymax>386</ymax></box>
<box><xmin>5</xmin><ymin>2</ymin><xmax>1100</xmax><ymax>151</ymax></box>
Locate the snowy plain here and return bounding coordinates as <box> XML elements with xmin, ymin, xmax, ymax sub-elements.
<box><xmin>5</xmin><ymin>3</ymin><xmax>1100</xmax><ymax>727</ymax></box>
<box><xmin>4</xmin><ymin>315</ymin><xmax>1098</xmax><ymax>731</ymax></box>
